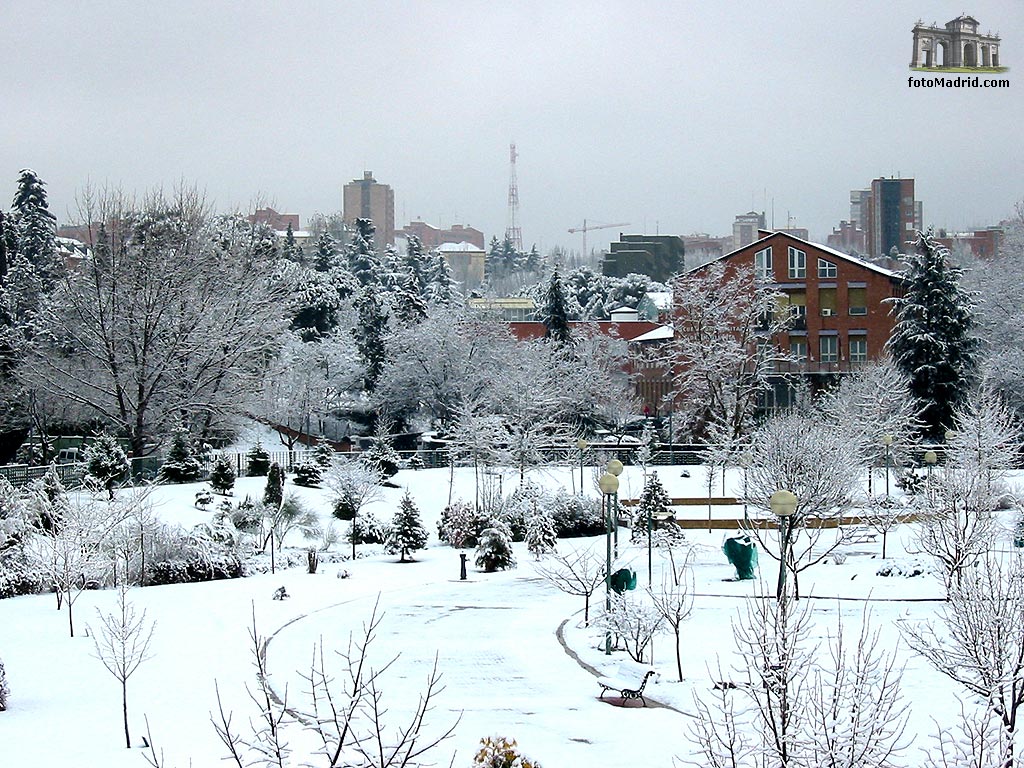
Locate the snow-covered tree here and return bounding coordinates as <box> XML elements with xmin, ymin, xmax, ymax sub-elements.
<box><xmin>537</xmin><ymin>267</ymin><xmax>573</xmax><ymax>345</ymax></box>
<box><xmin>475</xmin><ymin>519</ymin><xmax>516</xmax><ymax>572</ymax></box>
<box><xmin>89</xmin><ymin>584</ymin><xmax>155</xmax><ymax>748</ymax></box>
<box><xmin>282</xmin><ymin>222</ymin><xmax>304</xmax><ymax>264</ymax></box>
<box><xmin>636</xmin><ymin>471</ymin><xmax>670</xmax><ymax>533</ymax></box>
<box><xmin>385</xmin><ymin>491</ymin><xmax>428</xmax><ymax>562</ymax></box>
<box><xmin>245</xmin><ymin>440</ymin><xmax>271</xmax><ymax>476</ymax></box>
<box><xmin>208</xmin><ymin>457</ymin><xmax>236</xmax><ymax>495</ymax></box>
<box><xmin>903</xmin><ymin>553</ymin><xmax>1024</xmax><ymax>765</ymax></box>
<box><xmin>10</xmin><ymin>169</ymin><xmax>59</xmax><ymax>285</ymax></box>
<box><xmin>23</xmin><ymin>189</ymin><xmax>291</xmax><ymax>454</ymax></box>
<box><xmin>84</xmin><ymin>435</ymin><xmax>130</xmax><ymax>500</ymax></box>
<box><xmin>423</xmin><ymin>252</ymin><xmax>461</xmax><ymax>308</ymax></box>
<box><xmin>157</xmin><ymin>426</ymin><xmax>202</xmax><ymax>483</ymax></box>
<box><xmin>263</xmin><ymin>462</ymin><xmax>285</xmax><ymax>508</ymax></box>
<box><xmin>664</xmin><ymin>260</ymin><xmax>795</xmax><ymax>441</ymax></box>
<box><xmin>745</xmin><ymin>412</ymin><xmax>863</xmax><ymax>598</ymax></box>
<box><xmin>393</xmin><ymin>270</ymin><xmax>428</xmax><ymax>328</ymax></box>
<box><xmin>362</xmin><ymin>424</ymin><xmax>401</xmax><ymax>483</ymax></box>
<box><xmin>352</xmin><ymin>285</ymin><xmax>389</xmax><ymax>392</ymax></box>
<box><xmin>535</xmin><ymin>546</ymin><xmax>606</xmax><ymax>625</ymax></box>
<box><xmin>887</xmin><ymin>231</ymin><xmax>980</xmax><ymax>440</ymax></box>
<box><xmin>324</xmin><ymin>457</ymin><xmax>383</xmax><ymax>558</ymax></box>
<box><xmin>525</xmin><ymin>509</ymin><xmax>557</xmax><ymax>559</ymax></box>
<box><xmin>346</xmin><ymin>217</ymin><xmax>380</xmax><ymax>287</ymax></box>
<box><xmin>0</xmin><ymin>654</ymin><xmax>8</xmax><ymax>711</ymax></box>
<box><xmin>599</xmin><ymin>593</ymin><xmax>664</xmax><ymax>663</ymax></box>
<box><xmin>312</xmin><ymin>230</ymin><xmax>339</xmax><ymax>273</ymax></box>
<box><xmin>648</xmin><ymin>548</ymin><xmax>693</xmax><ymax>681</ymax></box>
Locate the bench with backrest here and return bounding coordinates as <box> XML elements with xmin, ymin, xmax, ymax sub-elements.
<box><xmin>597</xmin><ymin>663</ymin><xmax>658</xmax><ymax>707</ymax></box>
<box><xmin>839</xmin><ymin>525</ymin><xmax>878</xmax><ymax>544</ymax></box>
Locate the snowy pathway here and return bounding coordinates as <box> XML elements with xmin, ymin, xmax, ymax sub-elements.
<box><xmin>268</xmin><ymin>566</ymin><xmax>690</xmax><ymax>767</ymax></box>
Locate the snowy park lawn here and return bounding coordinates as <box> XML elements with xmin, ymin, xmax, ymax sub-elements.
<box><xmin>0</xmin><ymin>463</ymin><xmax>1014</xmax><ymax>767</ymax></box>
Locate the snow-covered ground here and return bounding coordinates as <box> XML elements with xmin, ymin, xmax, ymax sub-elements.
<box><xmin>0</xmin><ymin>463</ymin><xmax>1012</xmax><ymax>767</ymax></box>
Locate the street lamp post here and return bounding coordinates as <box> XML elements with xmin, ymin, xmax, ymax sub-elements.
<box><xmin>924</xmin><ymin>449</ymin><xmax>937</xmax><ymax>504</ymax></box>
<box><xmin>576</xmin><ymin>438</ymin><xmax>588</xmax><ymax>496</ymax></box>
<box><xmin>598</xmin><ymin>471</ymin><xmax>620</xmax><ymax>655</ymax></box>
<box><xmin>740</xmin><ymin>452</ymin><xmax>752</xmax><ymax>529</ymax></box>
<box><xmin>882</xmin><ymin>434</ymin><xmax>893</xmax><ymax>499</ymax></box>
<box><xmin>607</xmin><ymin>459</ymin><xmax>624</xmax><ymax>558</ymax></box>
<box><xmin>770</xmin><ymin>490</ymin><xmax>798</xmax><ymax>599</ymax></box>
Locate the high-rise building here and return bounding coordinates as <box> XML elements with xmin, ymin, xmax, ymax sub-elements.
<box><xmin>865</xmin><ymin>178</ymin><xmax>922</xmax><ymax>257</ymax></box>
<box><xmin>733</xmin><ymin>211</ymin><xmax>766</xmax><ymax>249</ymax></box>
<box><xmin>343</xmin><ymin>171</ymin><xmax>395</xmax><ymax>246</ymax></box>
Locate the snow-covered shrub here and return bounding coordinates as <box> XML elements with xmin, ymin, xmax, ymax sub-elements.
<box><xmin>384</xmin><ymin>492</ymin><xmax>429</xmax><ymax>562</ymax></box>
<box><xmin>194</xmin><ymin>490</ymin><xmax>214</xmax><ymax>510</ymax></box>
<box><xmin>263</xmin><ymin>463</ymin><xmax>285</xmax><ymax>508</ymax></box>
<box><xmin>0</xmin><ymin>654</ymin><xmax>9</xmax><ymax>711</ymax></box>
<box><xmin>362</xmin><ymin>436</ymin><xmax>400</xmax><ymax>483</ymax></box>
<box><xmin>245</xmin><ymin>441</ymin><xmax>271</xmax><ymax>477</ymax></box>
<box><xmin>549</xmin><ymin>489</ymin><xmax>604</xmax><ymax>538</ymax></box>
<box><xmin>0</xmin><ymin>551</ymin><xmax>43</xmax><ymax>599</ymax></box>
<box><xmin>348</xmin><ymin>513</ymin><xmax>387</xmax><ymax>545</ymax></box>
<box><xmin>472</xmin><ymin>735</ymin><xmax>542</xmax><ymax>768</ymax></box>
<box><xmin>158</xmin><ymin>427</ymin><xmax>202</xmax><ymax>483</ymax></box>
<box><xmin>268</xmin><ymin>497</ymin><xmax>321</xmax><ymax>548</ymax></box>
<box><xmin>894</xmin><ymin>468</ymin><xmax>925</xmax><ymax>496</ymax></box>
<box><xmin>475</xmin><ymin>520</ymin><xmax>516</xmax><ymax>573</ymax></box>
<box><xmin>876</xmin><ymin>559</ymin><xmax>933</xmax><ymax>578</ymax></box>
<box><xmin>437</xmin><ymin>500</ymin><xmax>487</xmax><ymax>548</ymax></box>
<box><xmin>83</xmin><ymin>435</ymin><xmax>130</xmax><ymax>498</ymax></box>
<box><xmin>631</xmin><ymin>522</ymin><xmax>687</xmax><ymax>549</ymax></box>
<box><xmin>208</xmin><ymin>457</ymin><xmax>236</xmax><ymax>495</ymax></box>
<box><xmin>292</xmin><ymin>461</ymin><xmax>322</xmax><ymax>487</ymax></box>
<box><xmin>230</xmin><ymin>497</ymin><xmax>263</xmax><ymax>537</ymax></box>
<box><xmin>307</xmin><ymin>548</ymin><xmax>319</xmax><ymax>574</ymax></box>
<box><xmin>143</xmin><ymin>525</ymin><xmax>243</xmax><ymax>586</ymax></box>
<box><xmin>408</xmin><ymin>453</ymin><xmax>424</xmax><ymax>470</ymax></box>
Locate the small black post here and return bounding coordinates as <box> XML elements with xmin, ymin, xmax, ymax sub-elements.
<box><xmin>459</xmin><ymin>553</ymin><xmax>468</xmax><ymax>580</ymax></box>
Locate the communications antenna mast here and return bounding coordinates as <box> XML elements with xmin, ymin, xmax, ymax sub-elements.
<box><xmin>505</xmin><ymin>143</ymin><xmax>523</xmax><ymax>251</ymax></box>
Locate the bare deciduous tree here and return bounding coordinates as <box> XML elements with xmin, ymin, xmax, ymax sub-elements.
<box><xmin>89</xmin><ymin>583</ymin><xmax>156</xmax><ymax>748</ymax></box>
<box><xmin>535</xmin><ymin>546</ymin><xmax>607</xmax><ymax>626</ymax></box>
<box><xmin>648</xmin><ymin>547</ymin><xmax>694</xmax><ymax>681</ymax></box>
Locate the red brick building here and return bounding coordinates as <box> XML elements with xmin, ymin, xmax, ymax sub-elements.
<box><xmin>398</xmin><ymin>220</ymin><xmax>485</xmax><ymax>250</ymax></box>
<box><xmin>934</xmin><ymin>226</ymin><xmax>1004</xmax><ymax>259</ymax></box>
<box><xmin>248</xmin><ymin>207</ymin><xmax>300</xmax><ymax>232</ymax></box>
<box><xmin>702</xmin><ymin>231</ymin><xmax>903</xmax><ymax>375</ymax></box>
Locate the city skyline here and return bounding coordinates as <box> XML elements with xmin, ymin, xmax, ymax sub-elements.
<box><xmin>2</xmin><ymin>0</ymin><xmax>1020</xmax><ymax>253</ymax></box>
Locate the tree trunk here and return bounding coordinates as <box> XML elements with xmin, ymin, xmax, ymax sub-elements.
<box><xmin>674</xmin><ymin>628</ymin><xmax>683</xmax><ymax>682</ymax></box>
<box><xmin>67</xmin><ymin>591</ymin><xmax>74</xmax><ymax>637</ymax></box>
<box><xmin>122</xmin><ymin>682</ymin><xmax>131</xmax><ymax>748</ymax></box>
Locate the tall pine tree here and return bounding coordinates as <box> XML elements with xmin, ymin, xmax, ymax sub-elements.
<box><xmin>887</xmin><ymin>232</ymin><xmax>979</xmax><ymax>440</ymax></box>
<box><xmin>538</xmin><ymin>267</ymin><xmax>573</xmax><ymax>345</ymax></box>
<box><xmin>424</xmin><ymin>253</ymin><xmax>460</xmax><ymax>307</ymax></box>
<box><xmin>385</xmin><ymin>491</ymin><xmax>429</xmax><ymax>562</ymax></box>
<box><xmin>11</xmin><ymin>169</ymin><xmax>58</xmax><ymax>285</ymax></box>
<box><xmin>347</xmin><ymin>218</ymin><xmax>381</xmax><ymax>287</ymax></box>
<box><xmin>353</xmin><ymin>285</ymin><xmax>389</xmax><ymax>392</ymax></box>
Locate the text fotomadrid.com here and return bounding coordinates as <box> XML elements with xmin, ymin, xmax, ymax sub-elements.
<box><xmin>908</xmin><ymin>75</ymin><xmax>1010</xmax><ymax>88</ymax></box>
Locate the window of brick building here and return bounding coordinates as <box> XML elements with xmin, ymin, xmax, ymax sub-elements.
<box><xmin>848</xmin><ymin>286</ymin><xmax>867</xmax><ymax>315</ymax></box>
<box><xmin>755</xmin><ymin>247</ymin><xmax>773</xmax><ymax>280</ymax></box>
<box><xmin>789</xmin><ymin>338</ymin><xmax>807</xmax><ymax>361</ymax></box>
<box><xmin>818</xmin><ymin>258</ymin><xmax>837</xmax><ymax>278</ymax></box>
<box><xmin>819</xmin><ymin>335</ymin><xmax>838</xmax><ymax>363</ymax></box>
<box><xmin>788</xmin><ymin>247</ymin><xmax>806</xmax><ymax>279</ymax></box>
<box><xmin>819</xmin><ymin>287</ymin><xmax>837</xmax><ymax>317</ymax></box>
<box><xmin>849</xmin><ymin>337</ymin><xmax>867</xmax><ymax>363</ymax></box>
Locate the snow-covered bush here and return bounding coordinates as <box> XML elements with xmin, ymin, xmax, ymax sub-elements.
<box><xmin>263</xmin><ymin>463</ymin><xmax>285</xmax><ymax>507</ymax></box>
<box><xmin>362</xmin><ymin>435</ymin><xmax>400</xmax><ymax>483</ymax></box>
<box><xmin>0</xmin><ymin>654</ymin><xmax>9</xmax><ymax>711</ymax></box>
<box><xmin>312</xmin><ymin>439</ymin><xmax>334</xmax><ymax>468</ymax></box>
<box><xmin>549</xmin><ymin>489</ymin><xmax>604</xmax><ymax>538</ymax></box>
<box><xmin>472</xmin><ymin>735</ymin><xmax>542</xmax><ymax>768</ymax></box>
<box><xmin>384</xmin><ymin>492</ymin><xmax>429</xmax><ymax>562</ymax></box>
<box><xmin>475</xmin><ymin>520</ymin><xmax>516</xmax><ymax>573</ymax></box>
<box><xmin>0</xmin><ymin>550</ymin><xmax>43</xmax><ymax>599</ymax></box>
<box><xmin>245</xmin><ymin>441</ymin><xmax>271</xmax><ymax>476</ymax></box>
<box><xmin>208</xmin><ymin>457</ymin><xmax>236</xmax><ymax>495</ymax></box>
<box><xmin>292</xmin><ymin>461</ymin><xmax>323</xmax><ymax>487</ymax></box>
<box><xmin>158</xmin><ymin>427</ymin><xmax>202</xmax><ymax>483</ymax></box>
<box><xmin>631</xmin><ymin>523</ymin><xmax>687</xmax><ymax>549</ymax></box>
<box><xmin>195</xmin><ymin>490</ymin><xmax>214</xmax><ymax>510</ymax></box>
<box><xmin>437</xmin><ymin>500</ymin><xmax>487</xmax><ymax>548</ymax></box>
<box><xmin>83</xmin><ymin>435</ymin><xmax>130</xmax><ymax>499</ymax></box>
<box><xmin>143</xmin><ymin>524</ymin><xmax>243</xmax><ymax>586</ymax></box>
<box><xmin>348</xmin><ymin>512</ymin><xmax>387</xmax><ymax>545</ymax></box>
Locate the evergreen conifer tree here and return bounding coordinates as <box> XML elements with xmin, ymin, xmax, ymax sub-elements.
<box><xmin>0</xmin><ymin>654</ymin><xmax>8</xmax><ymax>711</ymax></box>
<box><xmin>264</xmin><ymin>462</ymin><xmax>285</xmax><ymax>508</ymax></box>
<box><xmin>394</xmin><ymin>271</ymin><xmax>428</xmax><ymax>327</ymax></box>
<box><xmin>312</xmin><ymin>438</ymin><xmax>334</xmax><ymax>468</ymax></box>
<box><xmin>385</xmin><ymin>491</ymin><xmax>429</xmax><ymax>562</ymax></box>
<box><xmin>475</xmin><ymin>518</ymin><xmax>517</xmax><ymax>572</ymax></box>
<box><xmin>362</xmin><ymin>427</ymin><xmax>400</xmax><ymax>483</ymax></box>
<box><xmin>84</xmin><ymin>434</ymin><xmax>130</xmax><ymax>500</ymax></box>
<box><xmin>525</xmin><ymin>511</ymin><xmax>558</xmax><ymax>559</ymax></box>
<box><xmin>245</xmin><ymin>440</ymin><xmax>271</xmax><ymax>476</ymax></box>
<box><xmin>11</xmin><ymin>169</ymin><xmax>58</xmax><ymax>285</ymax></box>
<box><xmin>525</xmin><ymin>244</ymin><xmax>542</xmax><ymax>272</ymax></box>
<box><xmin>887</xmin><ymin>232</ymin><xmax>980</xmax><ymax>440</ymax></box>
<box><xmin>158</xmin><ymin>426</ymin><xmax>203</xmax><ymax>483</ymax></box>
<box><xmin>208</xmin><ymin>456</ymin><xmax>236</xmax><ymax>495</ymax></box>
<box><xmin>353</xmin><ymin>286</ymin><xmax>389</xmax><ymax>391</ymax></box>
<box><xmin>347</xmin><ymin>218</ymin><xmax>380</xmax><ymax>287</ymax></box>
<box><xmin>312</xmin><ymin>231</ymin><xmax>338</xmax><ymax>272</ymax></box>
<box><xmin>424</xmin><ymin>253</ymin><xmax>460</xmax><ymax>307</ymax></box>
<box><xmin>283</xmin><ymin>222</ymin><xmax>304</xmax><ymax>264</ymax></box>
<box><xmin>0</xmin><ymin>210</ymin><xmax>8</xmax><ymax>281</ymax></box>
<box><xmin>538</xmin><ymin>267</ymin><xmax>573</xmax><ymax>345</ymax></box>
<box><xmin>402</xmin><ymin>235</ymin><xmax>429</xmax><ymax>293</ymax></box>
<box><xmin>637</xmin><ymin>471</ymin><xmax>671</xmax><ymax>532</ymax></box>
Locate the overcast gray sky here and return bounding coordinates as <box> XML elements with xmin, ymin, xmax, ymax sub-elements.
<box><xmin>1</xmin><ymin>0</ymin><xmax>1020</xmax><ymax>253</ymax></box>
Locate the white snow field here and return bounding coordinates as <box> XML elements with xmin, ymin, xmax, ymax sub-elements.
<box><xmin>0</xmin><ymin>462</ymin><xmax>1007</xmax><ymax>767</ymax></box>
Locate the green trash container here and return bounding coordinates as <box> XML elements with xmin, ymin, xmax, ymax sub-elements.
<box><xmin>723</xmin><ymin>533</ymin><xmax>758</xmax><ymax>580</ymax></box>
<box><xmin>610</xmin><ymin>567</ymin><xmax>637</xmax><ymax>594</ymax></box>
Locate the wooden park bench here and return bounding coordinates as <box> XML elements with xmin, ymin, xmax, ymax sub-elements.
<box><xmin>597</xmin><ymin>663</ymin><xmax>658</xmax><ymax>707</ymax></box>
<box><xmin>840</xmin><ymin>525</ymin><xmax>878</xmax><ymax>544</ymax></box>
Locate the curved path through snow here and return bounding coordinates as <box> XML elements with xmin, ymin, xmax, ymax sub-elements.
<box><xmin>264</xmin><ymin>566</ymin><xmax>689</xmax><ymax>767</ymax></box>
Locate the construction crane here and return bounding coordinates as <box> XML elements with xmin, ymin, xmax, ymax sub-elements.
<box><xmin>568</xmin><ymin>219</ymin><xmax>631</xmax><ymax>259</ymax></box>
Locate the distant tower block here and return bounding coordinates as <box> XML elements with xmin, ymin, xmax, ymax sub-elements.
<box><xmin>505</xmin><ymin>143</ymin><xmax>523</xmax><ymax>251</ymax></box>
